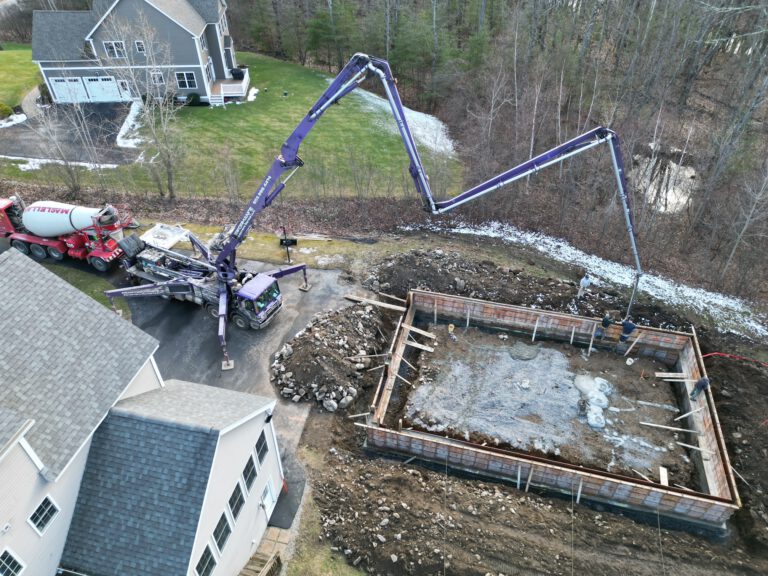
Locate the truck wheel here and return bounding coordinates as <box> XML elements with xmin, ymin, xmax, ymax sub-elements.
<box><xmin>89</xmin><ymin>257</ymin><xmax>109</xmax><ymax>272</ymax></box>
<box><xmin>47</xmin><ymin>246</ymin><xmax>65</xmax><ymax>260</ymax></box>
<box><xmin>205</xmin><ymin>303</ymin><xmax>219</xmax><ymax>319</ymax></box>
<box><xmin>10</xmin><ymin>240</ymin><xmax>29</xmax><ymax>255</ymax></box>
<box><xmin>233</xmin><ymin>314</ymin><xmax>249</xmax><ymax>330</ymax></box>
<box><xmin>29</xmin><ymin>243</ymin><xmax>48</xmax><ymax>260</ymax></box>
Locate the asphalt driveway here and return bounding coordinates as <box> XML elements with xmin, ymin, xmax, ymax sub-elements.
<box><xmin>0</xmin><ymin>102</ymin><xmax>139</xmax><ymax>164</ymax></box>
<box><xmin>119</xmin><ymin>259</ymin><xmax>351</xmax><ymax>528</ymax></box>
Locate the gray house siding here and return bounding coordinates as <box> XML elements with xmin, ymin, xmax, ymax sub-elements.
<box><xmin>205</xmin><ymin>23</ymin><xmax>227</xmax><ymax>79</ymax></box>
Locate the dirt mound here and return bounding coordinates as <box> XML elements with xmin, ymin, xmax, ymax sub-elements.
<box><xmin>366</xmin><ymin>248</ymin><xmax>692</xmax><ymax>330</ymax></box>
<box><xmin>271</xmin><ymin>304</ymin><xmax>393</xmax><ymax>412</ymax></box>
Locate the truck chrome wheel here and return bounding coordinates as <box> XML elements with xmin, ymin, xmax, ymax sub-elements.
<box><xmin>10</xmin><ymin>240</ymin><xmax>29</xmax><ymax>255</ymax></box>
<box><xmin>29</xmin><ymin>243</ymin><xmax>48</xmax><ymax>260</ymax></box>
<box><xmin>47</xmin><ymin>246</ymin><xmax>65</xmax><ymax>260</ymax></box>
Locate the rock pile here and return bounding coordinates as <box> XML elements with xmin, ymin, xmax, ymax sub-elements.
<box><xmin>271</xmin><ymin>304</ymin><xmax>390</xmax><ymax>411</ymax></box>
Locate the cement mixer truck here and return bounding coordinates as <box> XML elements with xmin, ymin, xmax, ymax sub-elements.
<box><xmin>0</xmin><ymin>196</ymin><xmax>134</xmax><ymax>271</ymax></box>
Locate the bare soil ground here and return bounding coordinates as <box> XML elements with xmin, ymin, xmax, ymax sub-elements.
<box><xmin>398</xmin><ymin>326</ymin><xmax>696</xmax><ymax>487</ymax></box>
<box><xmin>282</xmin><ymin>248</ymin><xmax>768</xmax><ymax>575</ymax></box>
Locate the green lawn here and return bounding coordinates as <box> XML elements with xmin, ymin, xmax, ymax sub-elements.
<box><xmin>0</xmin><ymin>52</ymin><xmax>461</xmax><ymax>201</ymax></box>
<box><xmin>0</xmin><ymin>43</ymin><xmax>40</xmax><ymax>108</ymax></box>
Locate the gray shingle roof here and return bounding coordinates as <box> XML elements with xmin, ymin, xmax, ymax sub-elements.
<box><xmin>113</xmin><ymin>379</ymin><xmax>274</xmax><ymax>431</ymax></box>
<box><xmin>32</xmin><ymin>10</ymin><xmax>96</xmax><ymax>61</ymax></box>
<box><xmin>146</xmin><ymin>0</ymin><xmax>206</xmax><ymax>35</ymax></box>
<box><xmin>186</xmin><ymin>0</ymin><xmax>225</xmax><ymax>23</ymax></box>
<box><xmin>0</xmin><ymin>250</ymin><xmax>158</xmax><ymax>478</ymax></box>
<box><xmin>61</xmin><ymin>411</ymin><xmax>217</xmax><ymax>576</ymax></box>
<box><xmin>0</xmin><ymin>407</ymin><xmax>28</xmax><ymax>454</ymax></box>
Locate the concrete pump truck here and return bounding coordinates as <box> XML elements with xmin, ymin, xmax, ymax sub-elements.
<box><xmin>106</xmin><ymin>53</ymin><xmax>643</xmax><ymax>370</ymax></box>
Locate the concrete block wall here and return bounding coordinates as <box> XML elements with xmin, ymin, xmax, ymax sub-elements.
<box><xmin>677</xmin><ymin>342</ymin><xmax>737</xmax><ymax>502</ymax></box>
<box><xmin>410</xmin><ymin>291</ymin><xmax>687</xmax><ymax>364</ymax></box>
<box><xmin>364</xmin><ymin>426</ymin><xmax>738</xmax><ymax>526</ymax></box>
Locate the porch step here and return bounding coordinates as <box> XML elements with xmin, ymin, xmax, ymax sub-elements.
<box><xmin>239</xmin><ymin>551</ymin><xmax>282</xmax><ymax>576</ymax></box>
<box><xmin>209</xmin><ymin>95</ymin><xmax>224</xmax><ymax>105</ymax></box>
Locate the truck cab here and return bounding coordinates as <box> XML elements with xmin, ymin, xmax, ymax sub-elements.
<box><xmin>233</xmin><ymin>274</ymin><xmax>283</xmax><ymax>330</ymax></box>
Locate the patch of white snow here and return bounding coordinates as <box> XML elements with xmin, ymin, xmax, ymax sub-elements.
<box><xmin>116</xmin><ymin>101</ymin><xmax>143</xmax><ymax>148</ymax></box>
<box><xmin>0</xmin><ymin>113</ymin><xmax>27</xmax><ymax>128</ymax></box>
<box><xmin>0</xmin><ymin>154</ymin><xmax>118</xmax><ymax>171</ymax></box>
<box><xmin>402</xmin><ymin>220</ymin><xmax>767</xmax><ymax>338</ymax></box>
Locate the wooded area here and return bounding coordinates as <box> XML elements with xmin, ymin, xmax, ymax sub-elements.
<box><xmin>227</xmin><ymin>0</ymin><xmax>768</xmax><ymax>299</ymax></box>
<box><xmin>2</xmin><ymin>0</ymin><xmax>767</xmax><ymax>299</ymax></box>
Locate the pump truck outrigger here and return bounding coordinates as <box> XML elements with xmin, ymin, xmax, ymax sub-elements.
<box><xmin>107</xmin><ymin>52</ymin><xmax>642</xmax><ymax>370</ymax></box>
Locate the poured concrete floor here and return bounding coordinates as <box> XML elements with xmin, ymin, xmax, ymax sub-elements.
<box><xmin>403</xmin><ymin>324</ymin><xmax>697</xmax><ymax>487</ymax></box>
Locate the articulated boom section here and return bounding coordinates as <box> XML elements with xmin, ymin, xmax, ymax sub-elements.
<box><xmin>108</xmin><ymin>53</ymin><xmax>644</xmax><ymax>368</ymax></box>
<box><xmin>212</xmin><ymin>52</ymin><xmax>642</xmax><ymax>316</ymax></box>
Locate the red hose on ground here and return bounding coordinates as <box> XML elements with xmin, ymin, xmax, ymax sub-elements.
<box><xmin>701</xmin><ymin>352</ymin><xmax>768</xmax><ymax>368</ymax></box>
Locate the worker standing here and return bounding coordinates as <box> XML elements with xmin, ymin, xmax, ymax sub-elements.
<box><xmin>596</xmin><ymin>313</ymin><xmax>615</xmax><ymax>340</ymax></box>
<box><xmin>619</xmin><ymin>317</ymin><xmax>636</xmax><ymax>343</ymax></box>
<box><xmin>690</xmin><ymin>377</ymin><xmax>710</xmax><ymax>401</ymax></box>
<box><xmin>577</xmin><ymin>273</ymin><xmax>591</xmax><ymax>299</ymax></box>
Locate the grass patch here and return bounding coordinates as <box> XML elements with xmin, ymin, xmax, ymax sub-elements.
<box><xmin>41</xmin><ymin>262</ymin><xmax>131</xmax><ymax>320</ymax></box>
<box><xmin>0</xmin><ymin>52</ymin><xmax>461</xmax><ymax>202</ymax></box>
<box><xmin>0</xmin><ymin>43</ymin><xmax>40</xmax><ymax>108</ymax></box>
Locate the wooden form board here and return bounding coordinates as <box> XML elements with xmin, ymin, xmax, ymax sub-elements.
<box><xmin>374</xmin><ymin>304</ymin><xmax>415</xmax><ymax>423</ymax></box>
<box><xmin>345</xmin><ymin>294</ymin><xmax>407</xmax><ymax>312</ymax></box>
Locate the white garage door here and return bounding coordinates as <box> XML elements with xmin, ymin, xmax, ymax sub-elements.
<box><xmin>84</xmin><ymin>76</ymin><xmax>124</xmax><ymax>102</ymax></box>
<box><xmin>50</xmin><ymin>77</ymin><xmax>88</xmax><ymax>103</ymax></box>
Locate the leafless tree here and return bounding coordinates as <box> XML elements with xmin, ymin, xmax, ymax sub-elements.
<box><xmin>100</xmin><ymin>11</ymin><xmax>185</xmax><ymax>200</ymax></box>
<box><xmin>719</xmin><ymin>160</ymin><xmax>768</xmax><ymax>281</ymax></box>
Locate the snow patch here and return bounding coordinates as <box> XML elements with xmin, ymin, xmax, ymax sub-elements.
<box><xmin>0</xmin><ymin>154</ymin><xmax>118</xmax><ymax>171</ymax></box>
<box><xmin>402</xmin><ymin>220</ymin><xmax>767</xmax><ymax>338</ymax></box>
<box><xmin>116</xmin><ymin>101</ymin><xmax>144</xmax><ymax>148</ymax></box>
<box><xmin>0</xmin><ymin>113</ymin><xmax>27</xmax><ymax>129</ymax></box>
<box><xmin>247</xmin><ymin>87</ymin><xmax>259</xmax><ymax>102</ymax></box>
<box><xmin>335</xmin><ymin>80</ymin><xmax>455</xmax><ymax>156</ymax></box>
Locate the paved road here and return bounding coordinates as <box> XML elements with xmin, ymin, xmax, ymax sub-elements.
<box><xmin>1</xmin><ymin>240</ymin><xmax>349</xmax><ymax>527</ymax></box>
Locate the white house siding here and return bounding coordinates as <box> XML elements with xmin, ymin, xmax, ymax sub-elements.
<box><xmin>119</xmin><ymin>356</ymin><xmax>163</xmax><ymax>400</ymax></box>
<box><xmin>0</xmin><ymin>439</ymin><xmax>91</xmax><ymax>576</ymax></box>
<box><xmin>189</xmin><ymin>410</ymin><xmax>283</xmax><ymax>576</ymax></box>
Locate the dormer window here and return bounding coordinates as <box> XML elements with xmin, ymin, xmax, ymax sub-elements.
<box><xmin>103</xmin><ymin>41</ymin><xmax>126</xmax><ymax>59</ymax></box>
<box><xmin>135</xmin><ymin>41</ymin><xmax>145</xmax><ymax>54</ymax></box>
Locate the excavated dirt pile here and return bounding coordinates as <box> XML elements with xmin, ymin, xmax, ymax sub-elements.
<box><xmin>365</xmin><ymin>249</ymin><xmax>689</xmax><ymax>330</ymax></box>
<box><xmin>271</xmin><ymin>304</ymin><xmax>393</xmax><ymax>412</ymax></box>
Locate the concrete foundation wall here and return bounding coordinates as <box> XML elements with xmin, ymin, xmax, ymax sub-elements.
<box><xmin>368</xmin><ymin>290</ymin><xmax>740</xmax><ymax>527</ymax></box>
<box><xmin>410</xmin><ymin>291</ymin><xmax>689</xmax><ymax>364</ymax></box>
<box><xmin>363</xmin><ymin>426</ymin><xmax>737</xmax><ymax>527</ymax></box>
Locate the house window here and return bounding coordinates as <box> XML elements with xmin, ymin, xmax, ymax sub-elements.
<box><xmin>228</xmin><ymin>483</ymin><xmax>244</xmax><ymax>520</ymax></box>
<box><xmin>213</xmin><ymin>513</ymin><xmax>231</xmax><ymax>552</ymax></box>
<box><xmin>175</xmin><ymin>72</ymin><xmax>197</xmax><ymax>89</ymax></box>
<box><xmin>0</xmin><ymin>551</ymin><xmax>23</xmax><ymax>576</ymax></box>
<box><xmin>205</xmin><ymin>58</ymin><xmax>214</xmax><ymax>84</ymax></box>
<box><xmin>220</xmin><ymin>14</ymin><xmax>229</xmax><ymax>35</ymax></box>
<box><xmin>200</xmin><ymin>33</ymin><xmax>208</xmax><ymax>52</ymax></box>
<box><xmin>29</xmin><ymin>496</ymin><xmax>59</xmax><ymax>533</ymax></box>
<box><xmin>103</xmin><ymin>41</ymin><xmax>126</xmax><ymax>58</ymax></box>
<box><xmin>195</xmin><ymin>545</ymin><xmax>216</xmax><ymax>576</ymax></box>
<box><xmin>242</xmin><ymin>456</ymin><xmax>257</xmax><ymax>490</ymax></box>
<box><xmin>256</xmin><ymin>430</ymin><xmax>269</xmax><ymax>464</ymax></box>
<box><xmin>135</xmin><ymin>41</ymin><xmax>145</xmax><ymax>54</ymax></box>
<box><xmin>150</xmin><ymin>71</ymin><xmax>164</xmax><ymax>85</ymax></box>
